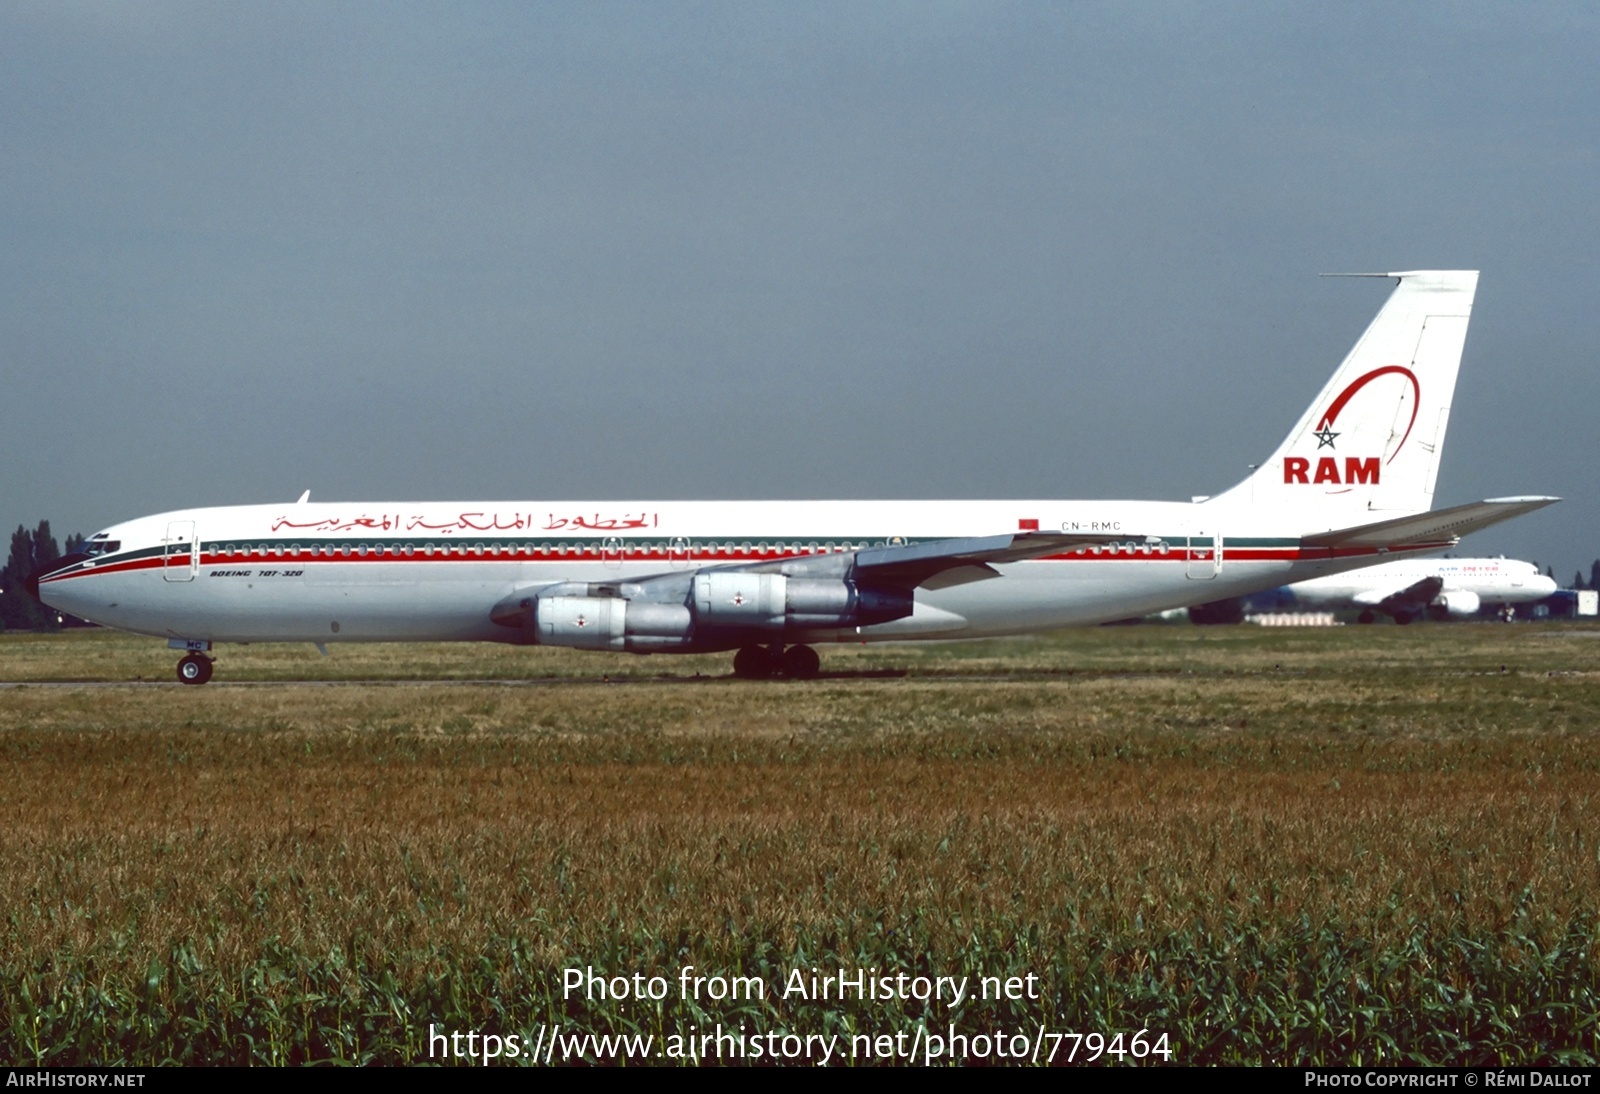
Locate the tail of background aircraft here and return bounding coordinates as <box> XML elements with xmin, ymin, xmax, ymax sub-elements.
<box><xmin>1213</xmin><ymin>270</ymin><xmax>1478</xmax><ymax>528</ymax></box>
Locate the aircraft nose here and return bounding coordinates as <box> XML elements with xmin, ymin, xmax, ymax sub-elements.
<box><xmin>25</xmin><ymin>553</ymin><xmax>89</xmax><ymax>602</ymax></box>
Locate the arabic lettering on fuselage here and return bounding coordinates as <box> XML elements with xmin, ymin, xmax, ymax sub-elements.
<box><xmin>541</xmin><ymin>513</ymin><xmax>656</xmax><ymax>531</ymax></box>
<box><xmin>270</xmin><ymin>512</ymin><xmax>659</xmax><ymax>534</ymax></box>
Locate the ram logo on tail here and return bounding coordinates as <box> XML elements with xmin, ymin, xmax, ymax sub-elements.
<box><xmin>1214</xmin><ymin>271</ymin><xmax>1474</xmax><ymax>521</ymax></box>
<box><xmin>1282</xmin><ymin>365</ymin><xmax>1421</xmax><ymax>485</ymax></box>
<box><xmin>1284</xmin><ymin>455</ymin><xmax>1381</xmax><ymax>485</ymax></box>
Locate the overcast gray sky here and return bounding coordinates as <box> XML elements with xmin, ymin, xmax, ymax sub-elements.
<box><xmin>3</xmin><ymin>3</ymin><xmax>1595</xmax><ymax>578</ymax></box>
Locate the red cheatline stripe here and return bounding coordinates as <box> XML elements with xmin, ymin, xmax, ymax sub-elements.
<box><xmin>41</xmin><ymin>540</ymin><xmax>1446</xmax><ymax>584</ymax></box>
<box><xmin>40</xmin><ymin>556</ymin><xmax>167</xmax><ymax>582</ymax></box>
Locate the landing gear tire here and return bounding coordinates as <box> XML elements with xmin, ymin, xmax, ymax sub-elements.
<box><xmin>733</xmin><ymin>645</ymin><xmax>777</xmax><ymax>679</ymax></box>
<box><xmin>177</xmin><ymin>653</ymin><xmax>214</xmax><ymax>686</ymax></box>
<box><xmin>1357</xmin><ymin>610</ymin><xmax>1376</xmax><ymax>625</ymax></box>
<box><xmin>1393</xmin><ymin>611</ymin><xmax>1413</xmax><ymax>626</ymax></box>
<box><xmin>781</xmin><ymin>644</ymin><xmax>821</xmax><ymax>680</ymax></box>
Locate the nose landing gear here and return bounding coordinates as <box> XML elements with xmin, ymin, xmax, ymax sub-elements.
<box><xmin>176</xmin><ymin>652</ymin><xmax>214</xmax><ymax>685</ymax></box>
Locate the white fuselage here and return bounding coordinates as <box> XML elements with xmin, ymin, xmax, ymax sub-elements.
<box><xmin>38</xmin><ymin>498</ymin><xmax>1435</xmax><ymax>648</ymax></box>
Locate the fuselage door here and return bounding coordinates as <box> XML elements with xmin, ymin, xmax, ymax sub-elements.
<box><xmin>668</xmin><ymin>536</ymin><xmax>691</xmax><ymax>569</ymax></box>
<box><xmin>1185</xmin><ymin>526</ymin><xmax>1223</xmax><ymax>580</ymax></box>
<box><xmin>602</xmin><ymin>536</ymin><xmax>623</xmax><ymax>569</ymax></box>
<box><xmin>164</xmin><ymin>521</ymin><xmax>198</xmax><ymax>582</ymax></box>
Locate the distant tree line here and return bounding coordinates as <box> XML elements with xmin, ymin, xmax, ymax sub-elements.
<box><xmin>1571</xmin><ymin>561</ymin><xmax>1600</xmax><ymax>591</ymax></box>
<box><xmin>0</xmin><ymin>521</ymin><xmax>84</xmax><ymax>632</ymax></box>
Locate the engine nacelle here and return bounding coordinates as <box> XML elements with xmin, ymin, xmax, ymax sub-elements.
<box><xmin>692</xmin><ymin>572</ymin><xmax>911</xmax><ymax>630</ymax></box>
<box><xmin>694</xmin><ymin>572</ymin><xmax>787</xmax><ymax>627</ymax></box>
<box><xmin>1431</xmin><ymin>590</ymin><xmax>1481</xmax><ymax>619</ymax></box>
<box><xmin>497</xmin><ymin>572</ymin><xmax>915</xmax><ymax>652</ymax></box>
<box><xmin>533</xmin><ymin>596</ymin><xmax>692</xmax><ymax>651</ymax></box>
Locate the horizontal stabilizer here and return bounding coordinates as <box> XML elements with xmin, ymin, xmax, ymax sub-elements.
<box><xmin>854</xmin><ymin>531</ymin><xmax>1129</xmax><ymax>587</ymax></box>
<box><xmin>1302</xmin><ymin>496</ymin><xmax>1559</xmax><ymax>550</ymax></box>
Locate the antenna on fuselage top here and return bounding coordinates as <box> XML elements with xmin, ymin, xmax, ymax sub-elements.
<box><xmin>296</xmin><ymin>490</ymin><xmax>310</xmax><ymax>504</ymax></box>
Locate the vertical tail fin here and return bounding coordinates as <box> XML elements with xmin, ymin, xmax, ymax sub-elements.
<box><xmin>1214</xmin><ymin>270</ymin><xmax>1478</xmax><ymax>526</ymax></box>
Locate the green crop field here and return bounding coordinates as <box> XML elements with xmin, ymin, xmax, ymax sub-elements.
<box><xmin>2</xmin><ymin>624</ymin><xmax>1598</xmax><ymax>1065</ymax></box>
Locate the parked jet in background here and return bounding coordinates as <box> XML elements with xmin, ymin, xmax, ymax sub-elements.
<box><xmin>1285</xmin><ymin>557</ymin><xmax>1558</xmax><ymax>623</ymax></box>
<box><xmin>29</xmin><ymin>270</ymin><xmax>1557</xmax><ymax>683</ymax></box>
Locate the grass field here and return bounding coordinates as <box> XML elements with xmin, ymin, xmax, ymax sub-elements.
<box><xmin>2</xmin><ymin>624</ymin><xmax>1598</xmax><ymax>1065</ymax></box>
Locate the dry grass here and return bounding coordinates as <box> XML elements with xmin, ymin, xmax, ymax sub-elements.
<box><xmin>2</xmin><ymin>624</ymin><xmax>1598</xmax><ymax>1063</ymax></box>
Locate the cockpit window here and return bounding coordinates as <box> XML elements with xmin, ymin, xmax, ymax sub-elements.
<box><xmin>82</xmin><ymin>540</ymin><xmax>121</xmax><ymax>557</ymax></box>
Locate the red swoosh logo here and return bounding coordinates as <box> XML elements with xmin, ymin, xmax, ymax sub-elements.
<box><xmin>1317</xmin><ymin>365</ymin><xmax>1420</xmax><ymax>464</ymax></box>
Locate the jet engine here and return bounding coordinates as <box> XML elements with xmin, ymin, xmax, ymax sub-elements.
<box><xmin>1428</xmin><ymin>590</ymin><xmax>1481</xmax><ymax>620</ymax></box>
<box><xmin>492</xmin><ymin>571</ymin><xmax>913</xmax><ymax>652</ymax></box>
<box><xmin>533</xmin><ymin>596</ymin><xmax>693</xmax><ymax>651</ymax></box>
<box><xmin>692</xmin><ymin>572</ymin><xmax>909</xmax><ymax>630</ymax></box>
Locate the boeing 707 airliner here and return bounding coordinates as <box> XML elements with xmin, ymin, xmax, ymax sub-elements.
<box><xmin>29</xmin><ymin>271</ymin><xmax>1557</xmax><ymax>683</ymax></box>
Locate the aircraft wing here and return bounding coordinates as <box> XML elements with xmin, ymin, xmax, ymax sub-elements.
<box><xmin>1301</xmin><ymin>496</ymin><xmax>1560</xmax><ymax>550</ymax></box>
<box><xmin>1349</xmin><ymin>575</ymin><xmax>1445</xmax><ymax>608</ymax></box>
<box><xmin>489</xmin><ymin>530</ymin><xmax>1131</xmax><ymax>628</ymax></box>
<box><xmin>846</xmin><ymin>530</ymin><xmax>1126</xmax><ymax>588</ymax></box>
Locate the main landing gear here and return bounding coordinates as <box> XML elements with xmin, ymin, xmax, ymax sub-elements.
<box><xmin>733</xmin><ymin>644</ymin><xmax>822</xmax><ymax>680</ymax></box>
<box><xmin>176</xmin><ymin>653</ymin><xmax>214</xmax><ymax>686</ymax></box>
